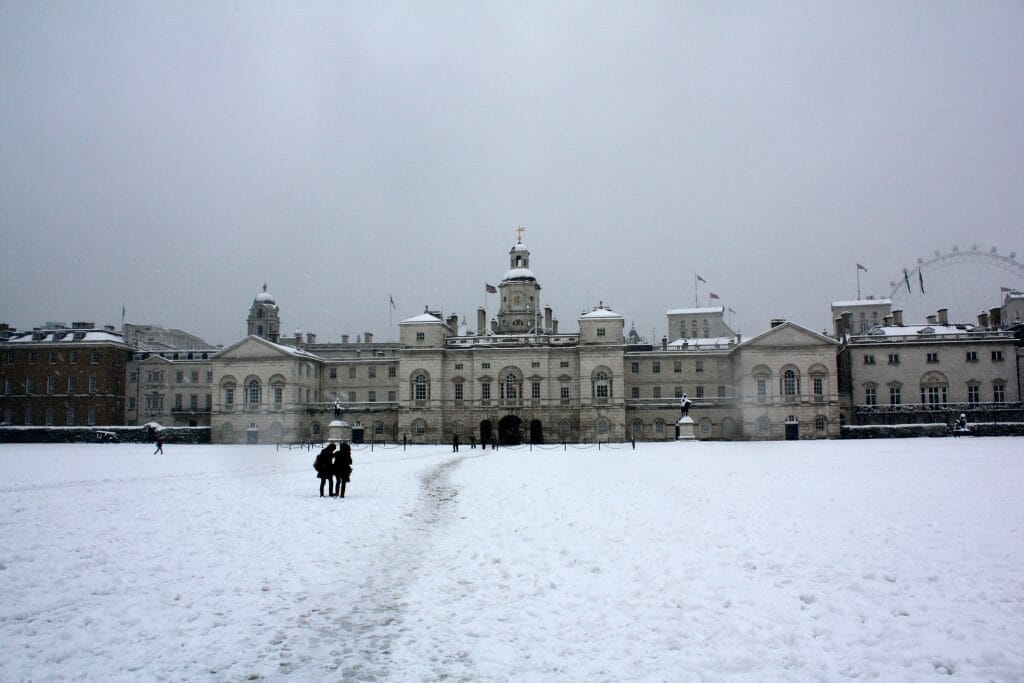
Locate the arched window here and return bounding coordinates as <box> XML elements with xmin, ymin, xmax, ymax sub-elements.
<box><xmin>412</xmin><ymin>418</ymin><xmax>427</xmax><ymax>436</ymax></box>
<box><xmin>312</xmin><ymin>423</ymin><xmax>321</xmax><ymax>435</ymax></box>
<box><xmin>781</xmin><ymin>368</ymin><xmax>799</xmax><ymax>396</ymax></box>
<box><xmin>815</xmin><ymin>416</ymin><xmax>827</xmax><ymax>431</ymax></box>
<box><xmin>596</xmin><ymin>418</ymin><xmax>609</xmax><ymax>435</ymax></box>
<box><xmin>631</xmin><ymin>420</ymin><xmax>643</xmax><ymax>438</ymax></box>
<box><xmin>247</xmin><ymin>379</ymin><xmax>261</xmax><ymax>405</ymax></box>
<box><xmin>721</xmin><ymin>417</ymin><xmax>737</xmax><ymax>438</ymax></box>
<box><xmin>221</xmin><ymin>423</ymin><xmax>234</xmax><ymax>442</ymax></box>
<box><xmin>501</xmin><ymin>370</ymin><xmax>521</xmax><ymax>400</ymax></box>
<box><xmin>373</xmin><ymin>421</ymin><xmax>384</xmax><ymax>436</ymax></box>
<box><xmin>558</xmin><ymin>420</ymin><xmax>571</xmax><ymax>437</ymax></box>
<box><xmin>592</xmin><ymin>369</ymin><xmax>611</xmax><ymax>399</ymax></box>
<box><xmin>756</xmin><ymin>415</ymin><xmax>770</xmax><ymax>435</ymax></box>
<box><xmin>699</xmin><ymin>418</ymin><xmax>712</xmax><ymax>435</ymax></box>
<box><xmin>654</xmin><ymin>419</ymin><xmax>665</xmax><ymax>434</ymax></box>
<box><xmin>920</xmin><ymin>371</ymin><xmax>948</xmax><ymax>405</ymax></box>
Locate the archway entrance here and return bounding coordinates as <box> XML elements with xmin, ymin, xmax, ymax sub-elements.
<box><xmin>785</xmin><ymin>417</ymin><xmax>799</xmax><ymax>441</ymax></box>
<box><xmin>498</xmin><ymin>415</ymin><xmax>523</xmax><ymax>445</ymax></box>
<box><xmin>479</xmin><ymin>420</ymin><xmax>493</xmax><ymax>447</ymax></box>
<box><xmin>529</xmin><ymin>419</ymin><xmax>544</xmax><ymax>444</ymax></box>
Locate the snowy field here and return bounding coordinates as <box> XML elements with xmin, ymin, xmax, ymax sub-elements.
<box><xmin>1</xmin><ymin>438</ymin><xmax>1022</xmax><ymax>681</ymax></box>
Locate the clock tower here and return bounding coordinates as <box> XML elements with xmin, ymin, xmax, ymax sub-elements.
<box><xmin>496</xmin><ymin>230</ymin><xmax>543</xmax><ymax>334</ymax></box>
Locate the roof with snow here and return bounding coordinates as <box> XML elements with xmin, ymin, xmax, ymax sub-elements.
<box><xmin>666</xmin><ymin>307</ymin><xmax>724</xmax><ymax>316</ymax></box>
<box><xmin>579</xmin><ymin>308</ymin><xmax>623</xmax><ymax>320</ymax></box>
<box><xmin>859</xmin><ymin>324</ymin><xmax>973</xmax><ymax>337</ymax></box>
<box><xmin>502</xmin><ymin>267</ymin><xmax>536</xmax><ymax>282</ymax></box>
<box><xmin>6</xmin><ymin>330</ymin><xmax>126</xmax><ymax>344</ymax></box>
<box><xmin>400</xmin><ymin>313</ymin><xmax>445</xmax><ymax>324</ymax></box>
<box><xmin>831</xmin><ymin>299</ymin><xmax>892</xmax><ymax>308</ymax></box>
<box><xmin>667</xmin><ymin>336</ymin><xmax>737</xmax><ymax>349</ymax></box>
<box><xmin>510</xmin><ymin>240</ymin><xmax>528</xmax><ymax>252</ymax></box>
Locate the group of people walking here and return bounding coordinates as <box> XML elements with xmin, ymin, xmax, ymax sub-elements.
<box><xmin>313</xmin><ymin>442</ymin><xmax>353</xmax><ymax>498</ymax></box>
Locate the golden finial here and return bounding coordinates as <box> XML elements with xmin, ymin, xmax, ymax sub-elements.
<box><xmin>516</xmin><ymin>225</ymin><xmax>525</xmax><ymax>242</ymax></box>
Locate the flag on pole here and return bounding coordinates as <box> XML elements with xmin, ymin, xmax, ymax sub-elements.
<box><xmin>389</xmin><ymin>295</ymin><xmax>396</xmax><ymax>310</ymax></box>
<box><xmin>903</xmin><ymin>268</ymin><xmax>912</xmax><ymax>293</ymax></box>
<box><xmin>696</xmin><ymin>274</ymin><xmax>706</xmax><ymax>283</ymax></box>
<box><xmin>709</xmin><ymin>292</ymin><xmax>720</xmax><ymax>299</ymax></box>
<box><xmin>728</xmin><ymin>307</ymin><xmax>736</xmax><ymax>314</ymax></box>
<box><xmin>857</xmin><ymin>263</ymin><xmax>868</xmax><ymax>272</ymax></box>
<box><xmin>919</xmin><ymin>269</ymin><xmax>925</xmax><ymax>294</ymax></box>
<box><xmin>485</xmin><ymin>283</ymin><xmax>497</xmax><ymax>294</ymax></box>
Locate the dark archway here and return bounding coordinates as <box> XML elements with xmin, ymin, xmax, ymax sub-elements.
<box><xmin>529</xmin><ymin>419</ymin><xmax>544</xmax><ymax>444</ymax></box>
<box><xmin>785</xmin><ymin>422</ymin><xmax>799</xmax><ymax>440</ymax></box>
<box><xmin>498</xmin><ymin>415</ymin><xmax>523</xmax><ymax>445</ymax></box>
<box><xmin>479</xmin><ymin>420</ymin><xmax>493</xmax><ymax>447</ymax></box>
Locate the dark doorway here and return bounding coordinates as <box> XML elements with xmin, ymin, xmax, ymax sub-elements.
<box><xmin>351</xmin><ymin>426</ymin><xmax>364</xmax><ymax>444</ymax></box>
<box><xmin>480</xmin><ymin>420</ymin><xmax>493</xmax><ymax>447</ymax></box>
<box><xmin>529</xmin><ymin>419</ymin><xmax>544</xmax><ymax>444</ymax></box>
<box><xmin>246</xmin><ymin>428</ymin><xmax>259</xmax><ymax>444</ymax></box>
<box><xmin>785</xmin><ymin>422</ymin><xmax>799</xmax><ymax>440</ymax></box>
<box><xmin>498</xmin><ymin>415</ymin><xmax>523</xmax><ymax>445</ymax></box>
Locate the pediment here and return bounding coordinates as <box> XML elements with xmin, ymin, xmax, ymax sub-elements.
<box><xmin>214</xmin><ymin>336</ymin><xmax>297</xmax><ymax>361</ymax></box>
<box><xmin>740</xmin><ymin>322</ymin><xmax>839</xmax><ymax>350</ymax></box>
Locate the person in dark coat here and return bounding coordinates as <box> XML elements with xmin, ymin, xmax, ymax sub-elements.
<box><xmin>334</xmin><ymin>442</ymin><xmax>353</xmax><ymax>498</ymax></box>
<box><xmin>314</xmin><ymin>443</ymin><xmax>337</xmax><ymax>497</ymax></box>
<box><xmin>153</xmin><ymin>435</ymin><xmax>165</xmax><ymax>455</ymax></box>
<box><xmin>452</xmin><ymin>433</ymin><xmax>460</xmax><ymax>452</ymax></box>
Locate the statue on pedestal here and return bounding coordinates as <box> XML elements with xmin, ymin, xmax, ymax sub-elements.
<box><xmin>679</xmin><ymin>393</ymin><xmax>693</xmax><ymax>418</ymax></box>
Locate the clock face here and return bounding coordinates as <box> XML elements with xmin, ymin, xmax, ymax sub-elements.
<box><xmin>511</xmin><ymin>292</ymin><xmax>523</xmax><ymax>306</ymax></box>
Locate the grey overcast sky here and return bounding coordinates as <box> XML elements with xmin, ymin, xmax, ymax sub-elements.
<box><xmin>2</xmin><ymin>1</ymin><xmax>1022</xmax><ymax>346</ymax></box>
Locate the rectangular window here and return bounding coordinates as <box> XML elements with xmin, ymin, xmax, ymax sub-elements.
<box><xmin>368</xmin><ymin>390</ymin><xmax>376</xmax><ymax>402</ymax></box>
<box><xmin>388</xmin><ymin>366</ymin><xmax>397</xmax><ymax>378</ymax></box>
<box><xmin>888</xmin><ymin>353</ymin><xmax>900</xmax><ymax>365</ymax></box>
<box><xmin>674</xmin><ymin>386</ymin><xmax>683</xmax><ymax>398</ymax></box>
<box><xmin>864</xmin><ymin>354</ymin><xmax>875</xmax><ymax>365</ymax></box>
<box><xmin>597</xmin><ymin>328</ymin><xmax>606</xmax><ymax>337</ymax></box>
<box><xmin>329</xmin><ymin>367</ymin><xmax>337</xmax><ymax>378</ymax></box>
<box><xmin>28</xmin><ymin>351</ymin><xmax>37</xmax><ymax>365</ymax></box>
<box><xmin>206</xmin><ymin>394</ymin><xmax>212</xmax><ymax>410</ymax></box>
<box><xmin>652</xmin><ymin>362</ymin><xmax>661</xmax><ymax>374</ymax></box>
<box><xmin>454</xmin><ymin>363</ymin><xmax>463</xmax><ymax>370</ymax></box>
<box><xmin>813</xmin><ymin>377</ymin><xmax>823</xmax><ymax>395</ymax></box>
<box><xmin>756</xmin><ymin>378</ymin><xmax>767</xmax><ymax>399</ymax></box>
<box><xmin>674</xmin><ymin>361</ymin><xmax>682</xmax><ymax>373</ymax></box>
<box><xmin>994</xmin><ymin>384</ymin><xmax>1006</xmax><ymax>403</ymax></box>
<box><xmin>174</xmin><ymin>394</ymin><xmax>182</xmax><ymax>410</ymax></box>
<box><xmin>560</xmin><ymin>385</ymin><xmax>570</xmax><ymax>399</ymax></box>
<box><xmin>48</xmin><ymin>351</ymin><xmax>57</xmax><ymax>364</ymax></box>
<box><xmin>4</xmin><ymin>350</ymin><xmax>14</xmax><ymax>364</ymax></box>
<box><xmin>47</xmin><ymin>376</ymin><xmax>56</xmax><ymax>394</ymax></box>
<box><xmin>631</xmin><ymin>387</ymin><xmax>640</xmax><ymax>399</ymax></box>
<box><xmin>273</xmin><ymin>387</ymin><xmax>282</xmax><ymax>406</ymax></box>
<box><xmin>190</xmin><ymin>394</ymin><xmax>199</xmax><ymax>410</ymax></box>
<box><xmin>531</xmin><ymin>362</ymin><xmax>540</xmax><ymax>369</ymax></box>
<box><xmin>695</xmin><ymin>360</ymin><xmax>704</xmax><ymax>374</ymax></box>
<box><xmin>130</xmin><ymin>371</ymin><xmax>138</xmax><ymax>383</ymax></box>
<box><xmin>191</xmin><ymin>371</ymin><xmax>199</xmax><ymax>383</ymax></box>
<box><xmin>3</xmin><ymin>377</ymin><xmax>12</xmax><ymax>394</ymax></box>
<box><xmin>225</xmin><ymin>387</ymin><xmax>234</xmax><ymax>406</ymax></box>
<box><xmin>349</xmin><ymin>367</ymin><xmax>357</xmax><ymax>379</ymax></box>
<box><xmin>531</xmin><ymin>382</ymin><xmax>541</xmax><ymax>399</ymax></box>
<box><xmin>69</xmin><ymin>351</ymin><xmax>78</xmax><ymax>364</ymax></box>
<box><xmin>176</xmin><ymin>371</ymin><xmax>184</xmax><ymax>383</ymax></box>
<box><xmin>718</xmin><ymin>385</ymin><xmax>727</xmax><ymax>398</ymax></box>
<box><xmin>481</xmin><ymin>383</ymin><xmax>491</xmax><ymax>400</ymax></box>
<box><xmin>695</xmin><ymin>385</ymin><xmax>704</xmax><ymax>398</ymax></box>
<box><xmin>481</xmin><ymin>362</ymin><xmax>490</xmax><ymax>369</ymax></box>
<box><xmin>992</xmin><ymin>350</ymin><xmax>1004</xmax><ymax>361</ymax></box>
<box><xmin>415</xmin><ymin>332</ymin><xmax>425</xmax><ymax>341</ymax></box>
<box><xmin>368</xmin><ymin>367</ymin><xmax>376</xmax><ymax>378</ymax></box>
<box><xmin>89</xmin><ymin>376</ymin><xmax>97</xmax><ymax>394</ymax></box>
<box><xmin>865</xmin><ymin>386</ymin><xmax>876</xmax><ymax>405</ymax></box>
<box><xmin>630</xmin><ymin>362</ymin><xmax>639</xmax><ymax>374</ymax></box>
<box><xmin>66</xmin><ymin>406</ymin><xmax>75</xmax><ymax>425</ymax></box>
<box><xmin>560</xmin><ymin>361</ymin><xmax>569</xmax><ymax>368</ymax></box>
<box><xmin>207</xmin><ymin>371</ymin><xmax>213</xmax><ymax>382</ymax></box>
<box><xmin>25</xmin><ymin>377</ymin><xmax>35</xmax><ymax>394</ymax></box>
<box><xmin>926</xmin><ymin>352</ymin><xmax>939</xmax><ymax>363</ymax></box>
<box><xmin>921</xmin><ymin>386</ymin><xmax>947</xmax><ymax>404</ymax></box>
<box><xmin>348</xmin><ymin>391</ymin><xmax>356</xmax><ymax>402</ymax></box>
<box><xmin>128</xmin><ymin>396</ymin><xmax>136</xmax><ymax>410</ymax></box>
<box><xmin>90</xmin><ymin>352</ymin><xmax>99</xmax><ymax>364</ymax></box>
<box><xmin>652</xmin><ymin>386</ymin><xmax>662</xmax><ymax>398</ymax></box>
<box><xmin>387</xmin><ymin>390</ymin><xmax>396</xmax><ymax>402</ymax></box>
<box><xmin>45</xmin><ymin>407</ymin><xmax>54</xmax><ymax>424</ymax></box>
<box><xmin>889</xmin><ymin>386</ymin><xmax>901</xmax><ymax>405</ymax></box>
<box><xmin>965</xmin><ymin>351</ymin><xmax>978</xmax><ymax>362</ymax></box>
<box><xmin>454</xmin><ymin>383</ymin><xmax>464</xmax><ymax>400</ymax></box>
<box><xmin>67</xmin><ymin>377</ymin><xmax>77</xmax><ymax>394</ymax></box>
<box><xmin>967</xmin><ymin>385</ymin><xmax>980</xmax><ymax>405</ymax></box>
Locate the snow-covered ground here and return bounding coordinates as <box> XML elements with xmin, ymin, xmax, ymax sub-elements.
<box><xmin>1</xmin><ymin>438</ymin><xmax>1021</xmax><ymax>681</ymax></box>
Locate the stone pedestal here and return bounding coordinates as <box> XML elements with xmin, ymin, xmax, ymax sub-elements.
<box><xmin>328</xmin><ymin>419</ymin><xmax>349</xmax><ymax>444</ymax></box>
<box><xmin>676</xmin><ymin>416</ymin><xmax>696</xmax><ymax>441</ymax></box>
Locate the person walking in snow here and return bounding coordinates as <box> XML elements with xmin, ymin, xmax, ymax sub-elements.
<box><xmin>153</xmin><ymin>435</ymin><xmax>165</xmax><ymax>454</ymax></box>
<box><xmin>452</xmin><ymin>433</ymin><xmax>460</xmax><ymax>452</ymax></box>
<box><xmin>334</xmin><ymin>442</ymin><xmax>353</xmax><ymax>498</ymax></box>
<box><xmin>314</xmin><ymin>443</ymin><xmax>336</xmax><ymax>497</ymax></box>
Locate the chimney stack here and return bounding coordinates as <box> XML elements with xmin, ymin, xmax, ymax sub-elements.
<box><xmin>883</xmin><ymin>314</ymin><xmax>893</xmax><ymax>326</ymax></box>
<box><xmin>926</xmin><ymin>315</ymin><xmax>937</xmax><ymax>325</ymax></box>
<box><xmin>842</xmin><ymin>312</ymin><xmax>852</xmax><ymax>336</ymax></box>
<box><xmin>661</xmin><ymin>336</ymin><xmax>668</xmax><ymax>350</ymax></box>
<box><xmin>447</xmin><ymin>314</ymin><xmax>458</xmax><ymax>331</ymax></box>
<box><xmin>937</xmin><ymin>308</ymin><xmax>949</xmax><ymax>326</ymax></box>
<box><xmin>978</xmin><ymin>311</ymin><xmax>990</xmax><ymax>328</ymax></box>
<box><xmin>544</xmin><ymin>306</ymin><xmax>553</xmax><ymax>333</ymax></box>
<box><xmin>341</xmin><ymin>334</ymin><xmax>349</xmax><ymax>344</ymax></box>
<box><xmin>553</xmin><ymin>319</ymin><xmax>559</xmax><ymax>334</ymax></box>
<box><xmin>892</xmin><ymin>309</ymin><xmax>903</xmax><ymax>326</ymax></box>
<box><xmin>364</xmin><ymin>332</ymin><xmax>373</xmax><ymax>343</ymax></box>
<box><xmin>306</xmin><ymin>332</ymin><xmax>316</xmax><ymax>345</ymax></box>
<box><xmin>477</xmin><ymin>307</ymin><xmax>487</xmax><ymax>335</ymax></box>
<box><xmin>834</xmin><ymin>317</ymin><xmax>845</xmax><ymax>337</ymax></box>
<box><xmin>770</xmin><ymin>318</ymin><xmax>786</xmax><ymax>329</ymax></box>
<box><xmin>990</xmin><ymin>307</ymin><xmax>1002</xmax><ymax>329</ymax></box>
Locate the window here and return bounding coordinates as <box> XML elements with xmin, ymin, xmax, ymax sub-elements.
<box><xmin>994</xmin><ymin>383</ymin><xmax>1006</xmax><ymax>403</ymax></box>
<box><xmin>531</xmin><ymin>382</ymin><xmax>541</xmax><ymax>399</ymax></box>
<box><xmin>560</xmin><ymin>384</ymin><xmax>570</xmax><ymax>400</ymax></box>
<box><xmin>206</xmin><ymin>394</ymin><xmax>212</xmax><ymax>409</ymax></box>
<box><xmin>273</xmin><ymin>387</ymin><xmax>283</xmax><ymax>407</ymax></box>
<box><xmin>992</xmin><ymin>350</ymin><xmax>1004</xmax><ymax>362</ymax></box>
<box><xmin>174</xmin><ymin>394</ymin><xmax>183</xmax><ymax>410</ymax></box>
<box><xmin>965</xmin><ymin>351</ymin><xmax>978</xmax><ymax>363</ymax></box>
<box><xmin>190</xmin><ymin>394</ymin><xmax>199</xmax><ymax>411</ymax></box>
<box><xmin>560</xmin><ymin>361</ymin><xmax>569</xmax><ymax>368</ymax></box>
<box><xmin>89</xmin><ymin>376</ymin><xmax>97</xmax><ymax>394</ymax></box>
<box><xmin>631</xmin><ymin>420</ymin><xmax>643</xmax><ymax>438</ymax></box>
<box><xmin>756</xmin><ymin>378</ymin><xmax>767</xmax><ymax>400</ymax></box>
<box><xmin>481</xmin><ymin>362</ymin><xmax>490</xmax><ymax>369</ymax></box>
<box><xmin>176</xmin><ymin>371</ymin><xmax>184</xmax><ymax>383</ymax></box>
<box><xmin>349</xmin><ymin>367</ymin><xmax>357</xmax><ymax>379</ymax></box>
<box><xmin>454</xmin><ymin>383</ymin><xmax>464</xmax><ymax>400</ymax></box>
<box><xmin>25</xmin><ymin>377</ymin><xmax>35</xmax><ymax>394</ymax></box>
<box><xmin>368</xmin><ymin>367</ymin><xmax>376</xmax><ymax>378</ymax></box>
<box><xmin>674</xmin><ymin>386</ymin><xmax>683</xmax><ymax>398</ymax></box>
<box><xmin>654</xmin><ymin>419</ymin><xmax>665</xmax><ymax>434</ymax></box>
<box><xmin>631</xmin><ymin>387</ymin><xmax>640</xmax><ymax>399</ymax></box>
<box><xmin>782</xmin><ymin>369</ymin><xmax>799</xmax><ymax>396</ymax></box>
<box><xmin>699</xmin><ymin>418</ymin><xmax>712</xmax><ymax>435</ymax></box>
<box><xmin>596</xmin><ymin>418</ymin><xmax>609</xmax><ymax>434</ymax></box>
<box><xmin>374</xmin><ymin>422</ymin><xmax>384</xmax><ymax>436</ymax></box>
<box><xmin>347</xmin><ymin>391</ymin><xmax>355</xmax><ymax>401</ymax></box>
<box><xmin>90</xmin><ymin>352</ymin><xmax>99</xmax><ymax>364</ymax></box>
<box><xmin>967</xmin><ymin>384</ymin><xmax>980</xmax><ymax>405</ymax></box>
<box><xmin>502</xmin><ymin>374</ymin><xmax>520</xmax><ymax>400</ymax></box>
<box><xmin>921</xmin><ymin>386</ymin><xmax>947</xmax><ymax>405</ymax></box>
<box><xmin>28</xmin><ymin>351</ymin><xmax>37</xmax><ymax>365</ymax></box>
<box><xmin>67</xmin><ymin>377</ymin><xmax>76</xmax><ymax>394</ymax></box>
<box><xmin>413</xmin><ymin>374</ymin><xmax>429</xmax><ymax>401</ymax></box>
<box><xmin>368</xmin><ymin>390</ymin><xmax>376</xmax><ymax>402</ymax></box>
<box><xmin>889</xmin><ymin>385</ymin><xmax>901</xmax><ymax>405</ymax></box>
<box><xmin>247</xmin><ymin>380</ymin><xmax>261</xmax><ymax>405</ymax></box>
<box><xmin>47</xmin><ymin>376</ymin><xmax>55</xmax><ymax>394</ymax></box>
<box><xmin>207</xmin><ymin>371</ymin><xmax>213</xmax><ymax>382</ymax></box>
<box><xmin>718</xmin><ymin>385</ymin><xmax>727</xmax><ymax>398</ymax></box>
<box><xmin>225</xmin><ymin>387</ymin><xmax>234</xmax><ymax>406</ymax></box>
<box><xmin>454</xmin><ymin>363</ymin><xmax>463</xmax><ymax>370</ymax></box>
<box><xmin>813</xmin><ymin>377</ymin><xmax>823</xmax><ymax>396</ymax></box>
<box><xmin>191</xmin><ymin>371</ymin><xmax>199</xmax><ymax>383</ymax></box>
<box><xmin>24</xmin><ymin>405</ymin><xmax>33</xmax><ymax>425</ymax></box>
<box><xmin>593</xmin><ymin>371</ymin><xmax>610</xmax><ymax>399</ymax></box>
<box><xmin>531</xmin><ymin>362</ymin><xmax>540</xmax><ymax>369</ymax></box>
<box><xmin>329</xmin><ymin>367</ymin><xmax>337</xmax><ymax>378</ymax></box>
<box><xmin>48</xmin><ymin>351</ymin><xmax>57</xmax><ymax>364</ymax></box>
<box><xmin>69</xmin><ymin>351</ymin><xmax>78</xmax><ymax>364</ymax></box>
<box><xmin>695</xmin><ymin>385</ymin><xmax>704</xmax><ymax>398</ymax></box>
<box><xmin>66</xmin><ymin>406</ymin><xmax>75</xmax><ymax>425</ymax></box>
<box><xmin>130</xmin><ymin>371</ymin><xmax>138</xmax><ymax>383</ymax></box>
<box><xmin>3</xmin><ymin>377</ymin><xmax>12</xmax><ymax>394</ymax></box>
<box><xmin>652</xmin><ymin>362</ymin><xmax>661</xmax><ymax>374</ymax></box>
<box><xmin>695</xmin><ymin>360</ymin><xmax>704</xmax><ymax>374</ymax></box>
<box><xmin>388</xmin><ymin>366</ymin><xmax>396</xmax><ymax>378</ymax></box>
<box><xmin>653</xmin><ymin>386</ymin><xmax>662</xmax><ymax>399</ymax></box>
<box><xmin>865</xmin><ymin>386</ymin><xmax>877</xmax><ymax>405</ymax></box>
<box><xmin>388</xmin><ymin>390</ymin><xmax>397</xmax><ymax>402</ymax></box>
<box><xmin>45</xmin><ymin>407</ymin><xmax>54</xmax><ymax>425</ymax></box>
<box><xmin>926</xmin><ymin>352</ymin><xmax>939</xmax><ymax>363</ymax></box>
<box><xmin>415</xmin><ymin>332</ymin><xmax>425</xmax><ymax>342</ymax></box>
<box><xmin>756</xmin><ymin>416</ymin><xmax>769</xmax><ymax>435</ymax></box>
<box><xmin>888</xmin><ymin>353</ymin><xmax>900</xmax><ymax>365</ymax></box>
<box><xmin>631</xmin><ymin>362</ymin><xmax>640</xmax><ymax>374</ymax></box>
<box><xmin>597</xmin><ymin>328</ymin><xmax>606</xmax><ymax>337</ymax></box>
<box><xmin>864</xmin><ymin>354</ymin><xmax>875</xmax><ymax>365</ymax></box>
<box><xmin>815</xmin><ymin>416</ymin><xmax>826</xmax><ymax>432</ymax></box>
<box><xmin>674</xmin><ymin>361</ymin><xmax>682</xmax><ymax>373</ymax></box>
<box><xmin>4</xmin><ymin>350</ymin><xmax>13</xmax><ymax>364</ymax></box>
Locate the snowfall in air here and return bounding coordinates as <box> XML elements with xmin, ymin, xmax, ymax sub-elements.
<box><xmin>1</xmin><ymin>438</ymin><xmax>1021</xmax><ymax>681</ymax></box>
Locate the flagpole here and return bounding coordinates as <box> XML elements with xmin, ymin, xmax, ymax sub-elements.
<box><xmin>856</xmin><ymin>266</ymin><xmax>861</xmax><ymax>300</ymax></box>
<box><xmin>694</xmin><ymin>273</ymin><xmax>698</xmax><ymax>308</ymax></box>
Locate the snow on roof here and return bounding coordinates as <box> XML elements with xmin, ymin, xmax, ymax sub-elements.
<box><xmin>859</xmin><ymin>324</ymin><xmax>972</xmax><ymax>337</ymax></box>
<box><xmin>510</xmin><ymin>240</ymin><xmax>528</xmax><ymax>252</ymax></box>
<box><xmin>400</xmin><ymin>313</ymin><xmax>445</xmax><ymax>324</ymax></box>
<box><xmin>579</xmin><ymin>308</ymin><xmax>623</xmax><ymax>320</ymax></box>
<box><xmin>6</xmin><ymin>330</ymin><xmax>125</xmax><ymax>344</ymax></box>
<box><xmin>667</xmin><ymin>336</ymin><xmax>736</xmax><ymax>348</ymax></box>
<box><xmin>501</xmin><ymin>267</ymin><xmax>536</xmax><ymax>282</ymax></box>
<box><xmin>666</xmin><ymin>307</ymin><xmax>724</xmax><ymax>316</ymax></box>
<box><xmin>831</xmin><ymin>299</ymin><xmax>893</xmax><ymax>308</ymax></box>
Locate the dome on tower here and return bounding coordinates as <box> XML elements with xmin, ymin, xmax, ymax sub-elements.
<box><xmin>502</xmin><ymin>267</ymin><xmax>537</xmax><ymax>282</ymax></box>
<box><xmin>255</xmin><ymin>284</ymin><xmax>276</xmax><ymax>306</ymax></box>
